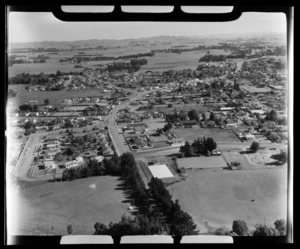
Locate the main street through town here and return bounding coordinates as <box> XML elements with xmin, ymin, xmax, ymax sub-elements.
<box><xmin>104</xmin><ymin>89</ymin><xmax>156</xmax><ymax>156</ymax></box>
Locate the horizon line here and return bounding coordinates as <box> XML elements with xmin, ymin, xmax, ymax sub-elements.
<box><xmin>9</xmin><ymin>31</ymin><xmax>286</xmax><ymax>45</ymax></box>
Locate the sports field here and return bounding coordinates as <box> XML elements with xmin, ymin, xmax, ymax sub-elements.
<box><xmin>168</xmin><ymin>168</ymin><xmax>288</xmax><ymax>233</ymax></box>
<box><xmin>7</xmin><ymin>176</ymin><xmax>132</xmax><ymax>235</ymax></box>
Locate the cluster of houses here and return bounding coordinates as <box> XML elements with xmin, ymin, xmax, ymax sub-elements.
<box><xmin>115</xmin><ymin>109</ymin><xmax>163</xmax><ymax>124</ymax></box>
<box><xmin>122</xmin><ymin>123</ymin><xmax>185</xmax><ymax>151</ymax></box>
<box><xmin>35</xmin><ymin>128</ymin><xmax>114</xmax><ymax>171</ymax></box>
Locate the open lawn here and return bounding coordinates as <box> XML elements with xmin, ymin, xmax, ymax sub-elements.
<box><xmin>7</xmin><ymin>176</ymin><xmax>133</xmax><ymax>235</ymax></box>
<box><xmin>168</xmin><ymin>168</ymin><xmax>288</xmax><ymax>234</ymax></box>
<box><xmin>177</xmin><ymin>156</ymin><xmax>227</xmax><ymax>169</ymax></box>
<box><xmin>174</xmin><ymin>127</ymin><xmax>240</xmax><ymax>143</ymax></box>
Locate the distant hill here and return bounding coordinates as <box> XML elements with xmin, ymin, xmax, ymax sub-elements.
<box><xmin>9</xmin><ymin>32</ymin><xmax>286</xmax><ymax>50</ymax></box>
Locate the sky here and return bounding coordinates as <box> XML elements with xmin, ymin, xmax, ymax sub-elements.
<box><xmin>8</xmin><ymin>9</ymin><xmax>286</xmax><ymax>43</ymax></box>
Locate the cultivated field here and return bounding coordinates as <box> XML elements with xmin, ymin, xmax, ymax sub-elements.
<box><xmin>174</xmin><ymin>127</ymin><xmax>240</xmax><ymax>143</ymax></box>
<box><xmin>140</xmin><ymin>50</ymin><xmax>231</xmax><ymax>72</ymax></box>
<box><xmin>168</xmin><ymin>168</ymin><xmax>288</xmax><ymax>233</ymax></box>
<box><xmin>7</xmin><ymin>176</ymin><xmax>133</xmax><ymax>235</ymax></box>
<box><xmin>177</xmin><ymin>156</ymin><xmax>227</xmax><ymax>169</ymax></box>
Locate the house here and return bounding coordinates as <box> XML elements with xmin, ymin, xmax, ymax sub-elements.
<box><xmin>44</xmin><ymin>160</ymin><xmax>55</xmax><ymax>169</ymax></box>
<box><xmin>46</xmin><ymin>143</ymin><xmax>60</xmax><ymax>149</ymax></box>
<box><xmin>103</xmin><ymin>148</ymin><xmax>114</xmax><ymax>157</ymax></box>
<box><xmin>181</xmin><ymin>120</ymin><xmax>198</xmax><ymax>128</ymax></box>
<box><xmin>244</xmin><ymin>134</ymin><xmax>255</xmax><ymax>140</ymax></box>
<box><xmin>225</xmin><ymin>119</ymin><xmax>237</xmax><ymax>128</ymax></box>
<box><xmin>212</xmin><ymin>150</ymin><xmax>222</xmax><ymax>156</ymax></box>
<box><xmin>134</xmin><ymin>126</ymin><xmax>145</xmax><ymax>134</ymax></box>
<box><xmin>83</xmin><ymin>151</ymin><xmax>96</xmax><ymax>158</ymax></box>
<box><xmin>170</xmin><ymin>138</ymin><xmax>185</xmax><ymax>146</ymax></box>
<box><xmin>75</xmin><ymin>156</ymin><xmax>84</xmax><ymax>163</ymax></box>
<box><xmin>152</xmin><ymin>112</ymin><xmax>161</xmax><ymax>118</ymax></box>
<box><xmin>28</xmin><ymin>100</ymin><xmax>38</xmax><ymax>105</ymax></box>
<box><xmin>65</xmin><ymin>160</ymin><xmax>78</xmax><ymax>169</ymax></box>
<box><xmin>92</xmin><ymin>155</ymin><xmax>104</xmax><ymax>163</ymax></box>
<box><xmin>250</xmin><ymin>109</ymin><xmax>265</xmax><ymax>115</ymax></box>
<box><xmin>220</xmin><ymin>107</ymin><xmax>233</xmax><ymax>111</ymax></box>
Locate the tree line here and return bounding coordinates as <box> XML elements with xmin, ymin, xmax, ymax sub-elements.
<box><xmin>60</xmin><ymin>151</ymin><xmax>198</xmax><ymax>236</ymax></box>
<box><xmin>107</xmin><ymin>58</ymin><xmax>148</xmax><ymax>73</ymax></box>
<box><xmin>61</xmin><ymin>52</ymin><xmax>154</xmax><ymax>63</ymax></box>
<box><xmin>215</xmin><ymin>219</ymin><xmax>286</xmax><ymax>236</ymax></box>
<box><xmin>199</xmin><ymin>54</ymin><xmax>227</xmax><ymax>62</ymax></box>
<box><xmin>179</xmin><ymin>137</ymin><xmax>217</xmax><ymax>157</ymax></box>
<box><xmin>93</xmin><ymin>176</ymin><xmax>198</xmax><ymax>237</ymax></box>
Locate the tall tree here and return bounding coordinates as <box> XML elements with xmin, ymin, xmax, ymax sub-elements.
<box><xmin>250</xmin><ymin>141</ymin><xmax>260</xmax><ymax>153</ymax></box>
<box><xmin>265</xmin><ymin>110</ymin><xmax>278</xmax><ymax>122</ymax></box>
<box><xmin>187</xmin><ymin>109</ymin><xmax>200</xmax><ymax>122</ymax></box>
<box><xmin>180</xmin><ymin>141</ymin><xmax>193</xmax><ymax>157</ymax></box>
<box><xmin>44</xmin><ymin>98</ymin><xmax>50</xmax><ymax>105</ymax></box>
<box><xmin>253</xmin><ymin>224</ymin><xmax>280</xmax><ymax>236</ymax></box>
<box><xmin>232</xmin><ymin>220</ymin><xmax>249</xmax><ymax>236</ymax></box>
<box><xmin>274</xmin><ymin>219</ymin><xmax>286</xmax><ymax>236</ymax></box>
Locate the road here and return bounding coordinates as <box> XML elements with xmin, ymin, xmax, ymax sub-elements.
<box><xmin>104</xmin><ymin>88</ymin><xmax>287</xmax><ymax>161</ymax></box>
<box><xmin>104</xmin><ymin>89</ymin><xmax>157</xmax><ymax>156</ymax></box>
<box><xmin>12</xmin><ymin>129</ymin><xmax>71</xmax><ymax>182</ymax></box>
<box><xmin>133</xmin><ymin>141</ymin><xmax>287</xmax><ymax>160</ymax></box>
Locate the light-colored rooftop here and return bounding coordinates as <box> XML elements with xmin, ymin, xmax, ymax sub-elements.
<box><xmin>148</xmin><ymin>164</ymin><xmax>174</xmax><ymax>179</ymax></box>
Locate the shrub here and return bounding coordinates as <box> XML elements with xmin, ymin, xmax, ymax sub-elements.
<box><xmin>250</xmin><ymin>141</ymin><xmax>260</xmax><ymax>153</ymax></box>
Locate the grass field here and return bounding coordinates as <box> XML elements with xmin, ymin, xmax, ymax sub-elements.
<box><xmin>174</xmin><ymin>127</ymin><xmax>240</xmax><ymax>143</ymax></box>
<box><xmin>168</xmin><ymin>168</ymin><xmax>288</xmax><ymax>233</ymax></box>
<box><xmin>7</xmin><ymin>176</ymin><xmax>133</xmax><ymax>235</ymax></box>
<box><xmin>8</xmin><ymin>63</ymin><xmax>84</xmax><ymax>77</ymax></box>
<box><xmin>8</xmin><ymin>84</ymin><xmax>110</xmax><ymax>108</ymax></box>
<box><xmin>140</xmin><ymin>50</ymin><xmax>230</xmax><ymax>72</ymax></box>
<box><xmin>177</xmin><ymin>156</ymin><xmax>227</xmax><ymax>169</ymax></box>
